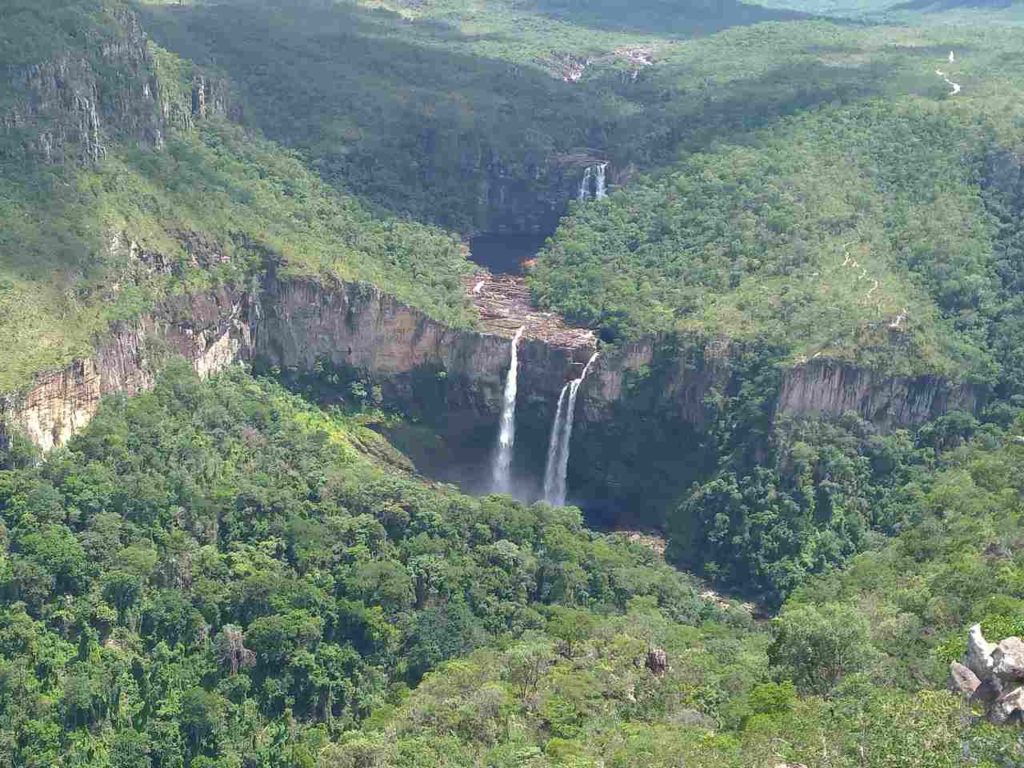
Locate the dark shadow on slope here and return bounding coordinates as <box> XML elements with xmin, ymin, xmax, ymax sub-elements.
<box><xmin>139</xmin><ymin>0</ymin><xmax>895</xmax><ymax>234</ymax></box>
<box><xmin>596</xmin><ymin>58</ymin><xmax>897</xmax><ymax>171</ymax></box>
<box><xmin>140</xmin><ymin>0</ymin><xmax>600</xmax><ymax>234</ymax></box>
<box><xmin>523</xmin><ymin>0</ymin><xmax>806</xmax><ymax>37</ymax></box>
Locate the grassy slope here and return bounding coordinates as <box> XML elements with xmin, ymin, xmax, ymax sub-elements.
<box><xmin>0</xmin><ymin>1</ymin><xmax>474</xmax><ymax>393</ymax></box>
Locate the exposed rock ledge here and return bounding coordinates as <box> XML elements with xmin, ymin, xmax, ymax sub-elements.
<box><xmin>583</xmin><ymin>338</ymin><xmax>977</xmax><ymax>432</ymax></box>
<box><xmin>0</xmin><ymin>275</ymin><xmax>593</xmax><ymax>453</ymax></box>
<box><xmin>1</xmin><ymin>287</ymin><xmax>251</xmax><ymax>452</ymax></box>
<box><xmin>463</xmin><ymin>273</ymin><xmax>597</xmax><ymax>349</ymax></box>
<box><xmin>950</xmin><ymin>624</ymin><xmax>1024</xmax><ymax>725</ymax></box>
<box><xmin>778</xmin><ymin>359</ymin><xmax>977</xmax><ymax>430</ymax></box>
<box><xmin>1</xmin><ymin>274</ymin><xmax>978</xmax><ymax>456</ymax></box>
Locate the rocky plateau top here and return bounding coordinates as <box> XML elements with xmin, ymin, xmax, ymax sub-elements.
<box><xmin>464</xmin><ymin>272</ymin><xmax>597</xmax><ymax>350</ymax></box>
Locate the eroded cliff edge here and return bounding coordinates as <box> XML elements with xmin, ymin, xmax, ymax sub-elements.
<box><xmin>0</xmin><ymin>286</ymin><xmax>252</xmax><ymax>452</ymax></box>
<box><xmin>1</xmin><ymin>273</ymin><xmax>978</xmax><ymax>496</ymax></box>
<box><xmin>566</xmin><ymin>336</ymin><xmax>978</xmax><ymax>525</ymax></box>
<box><xmin>0</xmin><ymin>274</ymin><xmax>595</xmax><ymax>456</ymax></box>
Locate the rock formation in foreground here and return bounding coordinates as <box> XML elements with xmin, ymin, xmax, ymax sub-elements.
<box><xmin>950</xmin><ymin>623</ymin><xmax>1024</xmax><ymax>724</ymax></box>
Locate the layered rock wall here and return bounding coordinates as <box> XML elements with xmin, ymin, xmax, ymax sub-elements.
<box><xmin>255</xmin><ymin>275</ymin><xmax>592</xmax><ymax>422</ymax></box>
<box><xmin>0</xmin><ymin>275</ymin><xmax>981</xmax><ymax>460</ymax></box>
<box><xmin>778</xmin><ymin>359</ymin><xmax>978</xmax><ymax>429</ymax></box>
<box><xmin>585</xmin><ymin>340</ymin><xmax>975</xmax><ymax>430</ymax></box>
<box><xmin>476</xmin><ymin>155</ymin><xmax>606</xmax><ymax>235</ymax></box>
<box><xmin>0</xmin><ymin>286</ymin><xmax>251</xmax><ymax>452</ymax></box>
<box><xmin>1</xmin><ymin>6</ymin><xmax>165</xmax><ymax>163</ymax></box>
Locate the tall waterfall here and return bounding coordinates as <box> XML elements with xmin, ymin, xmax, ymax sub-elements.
<box><xmin>543</xmin><ymin>352</ymin><xmax>599</xmax><ymax>506</ymax></box>
<box><xmin>595</xmin><ymin>163</ymin><xmax>607</xmax><ymax>200</ymax></box>
<box><xmin>542</xmin><ymin>386</ymin><xmax>569</xmax><ymax>502</ymax></box>
<box><xmin>491</xmin><ymin>327</ymin><xmax>526</xmax><ymax>494</ymax></box>
<box><xmin>578</xmin><ymin>166</ymin><xmax>593</xmax><ymax>202</ymax></box>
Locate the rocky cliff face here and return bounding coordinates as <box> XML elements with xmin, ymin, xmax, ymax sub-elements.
<box><xmin>569</xmin><ymin>337</ymin><xmax>979</xmax><ymax>525</ymax></box>
<box><xmin>582</xmin><ymin>338</ymin><xmax>731</xmax><ymax>426</ymax></box>
<box><xmin>0</xmin><ymin>275</ymin><xmax>592</xmax><ymax>462</ymax></box>
<box><xmin>0</xmin><ymin>274</ymin><xmax>980</xmax><ymax>493</ymax></box>
<box><xmin>0</xmin><ymin>286</ymin><xmax>251</xmax><ymax>452</ymax></box>
<box><xmin>0</xmin><ymin>3</ymin><xmax>234</xmax><ymax>165</ymax></box>
<box><xmin>476</xmin><ymin>156</ymin><xmax>604</xmax><ymax>235</ymax></box>
<box><xmin>583</xmin><ymin>339</ymin><xmax>975</xmax><ymax>429</ymax></box>
<box><xmin>256</xmin><ymin>276</ymin><xmax>591</xmax><ymax>403</ymax></box>
<box><xmin>778</xmin><ymin>359</ymin><xmax>977</xmax><ymax>429</ymax></box>
<box><xmin>1</xmin><ymin>6</ymin><xmax>165</xmax><ymax>163</ymax></box>
<box><xmin>255</xmin><ymin>275</ymin><xmax>595</xmax><ymax>495</ymax></box>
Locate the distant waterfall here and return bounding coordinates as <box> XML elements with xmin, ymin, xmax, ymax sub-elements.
<box><xmin>543</xmin><ymin>352</ymin><xmax>599</xmax><ymax>506</ymax></box>
<box><xmin>492</xmin><ymin>327</ymin><xmax>526</xmax><ymax>494</ymax></box>
<box><xmin>578</xmin><ymin>163</ymin><xmax>608</xmax><ymax>202</ymax></box>
<box><xmin>578</xmin><ymin>166</ymin><xmax>593</xmax><ymax>202</ymax></box>
<box><xmin>595</xmin><ymin>163</ymin><xmax>607</xmax><ymax>200</ymax></box>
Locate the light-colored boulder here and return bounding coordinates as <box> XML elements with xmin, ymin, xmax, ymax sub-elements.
<box><xmin>966</xmin><ymin>623</ymin><xmax>997</xmax><ymax>678</ymax></box>
<box><xmin>993</xmin><ymin>637</ymin><xmax>1024</xmax><ymax>682</ymax></box>
<box><xmin>669</xmin><ymin>709</ymin><xmax>716</xmax><ymax>729</ymax></box>
<box><xmin>989</xmin><ymin>686</ymin><xmax>1024</xmax><ymax>725</ymax></box>
<box><xmin>949</xmin><ymin>661</ymin><xmax>981</xmax><ymax>696</ymax></box>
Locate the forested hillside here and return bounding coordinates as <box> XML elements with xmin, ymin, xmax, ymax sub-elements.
<box><xmin>0</xmin><ymin>365</ymin><xmax>752</xmax><ymax>766</ymax></box>
<box><xmin>4</xmin><ymin>368</ymin><xmax>1024</xmax><ymax>764</ymax></box>
<box><xmin>137</xmin><ymin>1</ymin><xmax>858</xmax><ymax>232</ymax></box>
<box><xmin>0</xmin><ymin>0</ymin><xmax>472</xmax><ymax>394</ymax></box>
<box><xmin>5</xmin><ymin>0</ymin><xmax>1024</xmax><ymax>764</ymax></box>
<box><xmin>2</xmin><ymin>366</ymin><xmax>1024</xmax><ymax>766</ymax></box>
<box><xmin>530</xmin><ymin>25</ymin><xmax>1024</xmax><ymax>379</ymax></box>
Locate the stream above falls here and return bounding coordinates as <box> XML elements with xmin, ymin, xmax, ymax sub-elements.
<box><xmin>468</xmin><ymin>233</ymin><xmax>549</xmax><ymax>275</ymax></box>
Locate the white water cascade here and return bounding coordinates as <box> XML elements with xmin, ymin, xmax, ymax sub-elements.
<box><xmin>578</xmin><ymin>166</ymin><xmax>593</xmax><ymax>202</ymax></box>
<box><xmin>491</xmin><ymin>326</ymin><xmax>526</xmax><ymax>494</ymax></box>
<box><xmin>543</xmin><ymin>352</ymin><xmax>599</xmax><ymax>506</ymax></box>
<box><xmin>594</xmin><ymin>163</ymin><xmax>608</xmax><ymax>200</ymax></box>
<box><xmin>578</xmin><ymin>163</ymin><xmax>609</xmax><ymax>202</ymax></box>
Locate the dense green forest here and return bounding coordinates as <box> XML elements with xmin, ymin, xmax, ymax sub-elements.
<box><xmin>5</xmin><ymin>0</ymin><xmax>1024</xmax><ymax>763</ymax></box>
<box><xmin>0</xmin><ymin>366</ymin><xmax>733</xmax><ymax>765</ymax></box>
<box><xmin>2</xmin><ymin>366</ymin><xmax>1024</xmax><ymax>766</ymax></box>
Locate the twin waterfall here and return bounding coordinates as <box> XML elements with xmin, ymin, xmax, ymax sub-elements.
<box><xmin>491</xmin><ymin>326</ymin><xmax>525</xmax><ymax>494</ymax></box>
<box><xmin>543</xmin><ymin>352</ymin><xmax>599</xmax><ymax>506</ymax></box>
<box><xmin>491</xmin><ymin>160</ymin><xmax>607</xmax><ymax>498</ymax></box>
<box><xmin>578</xmin><ymin>163</ymin><xmax>608</xmax><ymax>202</ymax></box>
<box><xmin>490</xmin><ymin>326</ymin><xmax>598</xmax><ymax>507</ymax></box>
